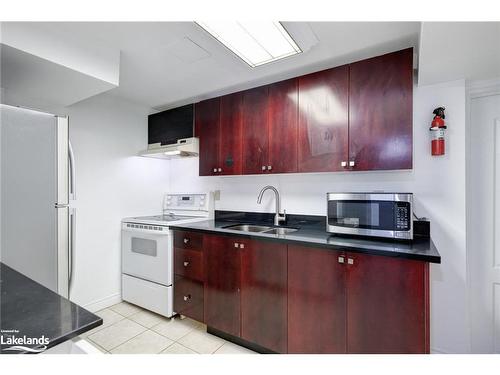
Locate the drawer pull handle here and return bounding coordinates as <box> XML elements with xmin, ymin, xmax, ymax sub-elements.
<box><xmin>183</xmin><ymin>238</ymin><xmax>189</xmax><ymax>244</ymax></box>
<box><xmin>349</xmin><ymin>160</ymin><xmax>355</xmax><ymax>167</ymax></box>
<box><xmin>239</xmin><ymin>243</ymin><xmax>245</xmax><ymax>249</ymax></box>
<box><xmin>261</xmin><ymin>166</ymin><xmax>266</xmax><ymax>171</ymax></box>
<box><xmin>347</xmin><ymin>258</ymin><xmax>354</xmax><ymax>265</ymax></box>
<box><xmin>338</xmin><ymin>256</ymin><xmax>345</xmax><ymax>264</ymax></box>
<box><xmin>183</xmin><ymin>261</ymin><xmax>190</xmax><ymax>267</ymax></box>
<box><xmin>234</xmin><ymin>242</ymin><xmax>239</xmax><ymax>248</ymax></box>
<box><xmin>183</xmin><ymin>294</ymin><xmax>191</xmax><ymax>302</ymax></box>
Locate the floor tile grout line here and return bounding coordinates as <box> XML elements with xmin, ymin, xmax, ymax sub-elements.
<box><xmin>88</xmin><ymin>318</ymin><xmax>149</xmax><ymax>352</ymax></box>
<box><xmin>110</xmin><ymin>328</ymin><xmax>174</xmax><ymax>354</ymax></box>
<box><xmin>106</xmin><ymin>327</ymin><xmax>153</xmax><ymax>353</ymax></box>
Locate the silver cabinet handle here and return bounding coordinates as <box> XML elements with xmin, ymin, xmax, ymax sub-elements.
<box><xmin>347</xmin><ymin>258</ymin><xmax>354</xmax><ymax>265</ymax></box>
<box><xmin>338</xmin><ymin>256</ymin><xmax>345</xmax><ymax>264</ymax></box>
<box><xmin>239</xmin><ymin>243</ymin><xmax>245</xmax><ymax>249</ymax></box>
<box><xmin>218</xmin><ymin>168</ymin><xmax>222</xmax><ymax>172</ymax></box>
<box><xmin>213</xmin><ymin>168</ymin><xmax>217</xmax><ymax>173</ymax></box>
<box><xmin>183</xmin><ymin>295</ymin><xmax>191</xmax><ymax>301</ymax></box>
<box><xmin>349</xmin><ymin>161</ymin><xmax>355</xmax><ymax>167</ymax></box>
<box><xmin>341</xmin><ymin>161</ymin><xmax>347</xmax><ymax>167</ymax></box>
<box><xmin>267</xmin><ymin>165</ymin><xmax>272</xmax><ymax>170</ymax></box>
<box><xmin>183</xmin><ymin>261</ymin><xmax>189</xmax><ymax>267</ymax></box>
<box><xmin>234</xmin><ymin>242</ymin><xmax>239</xmax><ymax>248</ymax></box>
<box><xmin>183</xmin><ymin>238</ymin><xmax>189</xmax><ymax>244</ymax></box>
<box><xmin>261</xmin><ymin>166</ymin><xmax>266</xmax><ymax>171</ymax></box>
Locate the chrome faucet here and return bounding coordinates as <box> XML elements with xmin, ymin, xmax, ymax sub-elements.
<box><xmin>257</xmin><ymin>185</ymin><xmax>286</xmax><ymax>226</ymax></box>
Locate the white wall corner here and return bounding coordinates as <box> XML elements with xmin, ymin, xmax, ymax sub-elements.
<box><xmin>83</xmin><ymin>293</ymin><xmax>122</xmax><ymax>313</ymax></box>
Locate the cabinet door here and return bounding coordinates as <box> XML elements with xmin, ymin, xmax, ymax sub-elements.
<box><xmin>268</xmin><ymin>78</ymin><xmax>298</xmax><ymax>174</ymax></box>
<box><xmin>288</xmin><ymin>245</ymin><xmax>346</xmax><ymax>353</ymax></box>
<box><xmin>195</xmin><ymin>98</ymin><xmax>220</xmax><ymax>176</ymax></box>
<box><xmin>241</xmin><ymin>240</ymin><xmax>287</xmax><ymax>353</ymax></box>
<box><xmin>204</xmin><ymin>235</ymin><xmax>241</xmax><ymax>337</ymax></box>
<box><xmin>242</xmin><ymin>86</ymin><xmax>269</xmax><ymax>174</ymax></box>
<box><xmin>348</xmin><ymin>48</ymin><xmax>413</xmax><ymax>170</ymax></box>
<box><xmin>219</xmin><ymin>92</ymin><xmax>243</xmax><ymax>175</ymax></box>
<box><xmin>345</xmin><ymin>252</ymin><xmax>428</xmax><ymax>353</ymax></box>
<box><xmin>297</xmin><ymin>66</ymin><xmax>349</xmax><ymax>172</ymax></box>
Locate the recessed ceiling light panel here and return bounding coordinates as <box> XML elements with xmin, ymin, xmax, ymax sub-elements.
<box><xmin>196</xmin><ymin>21</ymin><xmax>302</xmax><ymax>67</ymax></box>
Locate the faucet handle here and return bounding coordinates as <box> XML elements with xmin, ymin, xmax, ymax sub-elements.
<box><xmin>279</xmin><ymin>209</ymin><xmax>287</xmax><ymax>223</ymax></box>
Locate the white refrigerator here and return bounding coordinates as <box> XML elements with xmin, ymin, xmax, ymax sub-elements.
<box><xmin>0</xmin><ymin>104</ymin><xmax>76</xmax><ymax>298</ymax></box>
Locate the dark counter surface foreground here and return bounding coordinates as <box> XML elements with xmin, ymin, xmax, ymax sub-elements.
<box><xmin>170</xmin><ymin>211</ymin><xmax>441</xmax><ymax>263</ymax></box>
<box><xmin>0</xmin><ymin>263</ymin><xmax>102</xmax><ymax>354</ymax></box>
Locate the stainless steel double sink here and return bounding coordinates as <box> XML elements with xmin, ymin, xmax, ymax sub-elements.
<box><xmin>222</xmin><ymin>224</ymin><xmax>298</xmax><ymax>235</ymax></box>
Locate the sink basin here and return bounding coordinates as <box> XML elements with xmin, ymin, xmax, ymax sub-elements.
<box><xmin>223</xmin><ymin>224</ymin><xmax>273</xmax><ymax>232</ymax></box>
<box><xmin>262</xmin><ymin>227</ymin><xmax>298</xmax><ymax>235</ymax></box>
<box><xmin>222</xmin><ymin>223</ymin><xmax>298</xmax><ymax>235</ymax></box>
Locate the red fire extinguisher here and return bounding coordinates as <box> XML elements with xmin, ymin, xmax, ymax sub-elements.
<box><xmin>430</xmin><ymin>107</ymin><xmax>446</xmax><ymax>156</ymax></box>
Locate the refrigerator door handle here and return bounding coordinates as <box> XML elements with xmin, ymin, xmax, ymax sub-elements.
<box><xmin>69</xmin><ymin>208</ymin><xmax>76</xmax><ymax>293</ymax></box>
<box><xmin>68</xmin><ymin>140</ymin><xmax>76</xmax><ymax>200</ymax></box>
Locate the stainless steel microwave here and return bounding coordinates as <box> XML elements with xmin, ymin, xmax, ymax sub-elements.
<box><xmin>326</xmin><ymin>193</ymin><xmax>413</xmax><ymax>240</ymax></box>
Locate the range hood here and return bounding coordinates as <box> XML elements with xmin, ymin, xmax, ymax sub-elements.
<box><xmin>139</xmin><ymin>137</ymin><xmax>199</xmax><ymax>159</ymax></box>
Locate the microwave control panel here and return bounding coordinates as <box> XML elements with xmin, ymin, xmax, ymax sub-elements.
<box><xmin>395</xmin><ymin>203</ymin><xmax>410</xmax><ymax>230</ymax></box>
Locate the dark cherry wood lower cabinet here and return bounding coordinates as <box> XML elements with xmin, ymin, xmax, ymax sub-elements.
<box><xmin>174</xmin><ymin>275</ymin><xmax>204</xmax><ymax>322</ymax></box>
<box><xmin>180</xmin><ymin>229</ymin><xmax>430</xmax><ymax>354</ymax></box>
<box><xmin>204</xmin><ymin>235</ymin><xmax>241</xmax><ymax>337</ymax></box>
<box><xmin>345</xmin><ymin>252</ymin><xmax>429</xmax><ymax>353</ymax></box>
<box><xmin>288</xmin><ymin>245</ymin><xmax>347</xmax><ymax>353</ymax></box>
<box><xmin>241</xmin><ymin>240</ymin><xmax>287</xmax><ymax>353</ymax></box>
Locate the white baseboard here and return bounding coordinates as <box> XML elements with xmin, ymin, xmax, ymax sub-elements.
<box><xmin>431</xmin><ymin>347</ymin><xmax>450</xmax><ymax>354</ymax></box>
<box><xmin>83</xmin><ymin>293</ymin><xmax>122</xmax><ymax>313</ymax></box>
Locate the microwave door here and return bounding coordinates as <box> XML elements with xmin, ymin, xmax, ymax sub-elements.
<box><xmin>327</xmin><ymin>200</ymin><xmax>398</xmax><ymax>238</ymax></box>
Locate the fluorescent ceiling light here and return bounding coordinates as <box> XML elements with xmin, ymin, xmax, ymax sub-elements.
<box><xmin>196</xmin><ymin>21</ymin><xmax>302</xmax><ymax>67</ymax></box>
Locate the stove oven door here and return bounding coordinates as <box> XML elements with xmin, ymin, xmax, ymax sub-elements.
<box><xmin>121</xmin><ymin>224</ymin><xmax>173</xmax><ymax>286</ymax></box>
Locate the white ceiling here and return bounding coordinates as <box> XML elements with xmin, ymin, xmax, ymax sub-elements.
<box><xmin>13</xmin><ymin>22</ymin><xmax>420</xmax><ymax>110</ymax></box>
<box><xmin>0</xmin><ymin>44</ymin><xmax>116</xmax><ymax>113</ymax></box>
<box><xmin>418</xmin><ymin>22</ymin><xmax>500</xmax><ymax>85</ymax></box>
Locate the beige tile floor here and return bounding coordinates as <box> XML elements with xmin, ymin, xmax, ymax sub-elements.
<box><xmin>80</xmin><ymin>301</ymin><xmax>256</xmax><ymax>354</ymax></box>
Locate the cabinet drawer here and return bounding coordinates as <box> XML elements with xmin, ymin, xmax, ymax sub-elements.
<box><xmin>174</xmin><ymin>231</ymin><xmax>203</xmax><ymax>251</ymax></box>
<box><xmin>174</xmin><ymin>248</ymin><xmax>204</xmax><ymax>281</ymax></box>
<box><xmin>174</xmin><ymin>275</ymin><xmax>204</xmax><ymax>322</ymax></box>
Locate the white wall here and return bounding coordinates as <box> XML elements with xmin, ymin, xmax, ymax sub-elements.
<box><xmin>167</xmin><ymin>80</ymin><xmax>469</xmax><ymax>353</ymax></box>
<box><xmin>67</xmin><ymin>92</ymin><xmax>170</xmax><ymax>311</ymax></box>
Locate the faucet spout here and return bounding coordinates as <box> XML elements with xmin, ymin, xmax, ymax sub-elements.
<box><xmin>257</xmin><ymin>185</ymin><xmax>286</xmax><ymax>226</ymax></box>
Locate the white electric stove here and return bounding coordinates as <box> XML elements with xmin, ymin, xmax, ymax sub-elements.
<box><xmin>121</xmin><ymin>192</ymin><xmax>213</xmax><ymax>317</ymax></box>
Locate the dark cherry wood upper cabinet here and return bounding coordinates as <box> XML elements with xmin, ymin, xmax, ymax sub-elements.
<box><xmin>345</xmin><ymin>252</ymin><xmax>428</xmax><ymax>354</ymax></box>
<box><xmin>241</xmin><ymin>240</ymin><xmax>287</xmax><ymax>353</ymax></box>
<box><xmin>242</xmin><ymin>86</ymin><xmax>269</xmax><ymax>174</ymax></box>
<box><xmin>219</xmin><ymin>92</ymin><xmax>243</xmax><ymax>175</ymax></box>
<box><xmin>204</xmin><ymin>235</ymin><xmax>241</xmax><ymax>337</ymax></box>
<box><xmin>348</xmin><ymin>48</ymin><xmax>413</xmax><ymax>171</ymax></box>
<box><xmin>288</xmin><ymin>245</ymin><xmax>347</xmax><ymax>353</ymax></box>
<box><xmin>195</xmin><ymin>98</ymin><xmax>220</xmax><ymax>176</ymax></box>
<box><xmin>297</xmin><ymin>65</ymin><xmax>349</xmax><ymax>173</ymax></box>
<box><xmin>268</xmin><ymin>78</ymin><xmax>298</xmax><ymax>174</ymax></box>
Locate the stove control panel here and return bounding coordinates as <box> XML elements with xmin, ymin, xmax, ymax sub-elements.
<box><xmin>164</xmin><ymin>193</ymin><xmax>212</xmax><ymax>212</ymax></box>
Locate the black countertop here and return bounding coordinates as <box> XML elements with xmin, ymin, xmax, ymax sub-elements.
<box><xmin>0</xmin><ymin>263</ymin><xmax>102</xmax><ymax>354</ymax></box>
<box><xmin>170</xmin><ymin>211</ymin><xmax>441</xmax><ymax>263</ymax></box>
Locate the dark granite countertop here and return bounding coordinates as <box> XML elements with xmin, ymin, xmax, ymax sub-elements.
<box><xmin>170</xmin><ymin>211</ymin><xmax>441</xmax><ymax>264</ymax></box>
<box><xmin>0</xmin><ymin>263</ymin><xmax>102</xmax><ymax>354</ymax></box>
